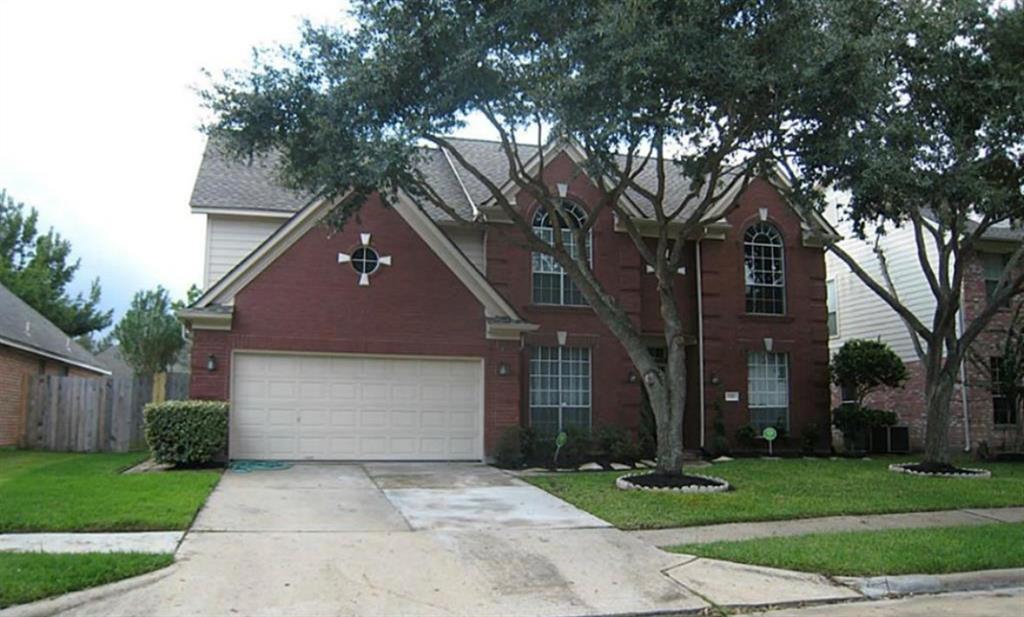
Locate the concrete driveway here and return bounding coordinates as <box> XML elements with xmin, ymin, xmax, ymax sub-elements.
<box><xmin>49</xmin><ymin>463</ymin><xmax>709</xmax><ymax>617</ymax></box>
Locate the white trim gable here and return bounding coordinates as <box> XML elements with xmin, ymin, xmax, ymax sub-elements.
<box><xmin>190</xmin><ymin>191</ymin><xmax>532</xmax><ymax>340</ymax></box>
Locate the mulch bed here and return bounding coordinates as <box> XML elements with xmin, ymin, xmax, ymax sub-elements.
<box><xmin>889</xmin><ymin>461</ymin><xmax>991</xmax><ymax>478</ymax></box>
<box><xmin>616</xmin><ymin>471</ymin><xmax>730</xmax><ymax>493</ymax></box>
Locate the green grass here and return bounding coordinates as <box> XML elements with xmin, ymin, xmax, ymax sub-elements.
<box><xmin>0</xmin><ymin>552</ymin><xmax>173</xmax><ymax>608</ymax></box>
<box><xmin>667</xmin><ymin>523</ymin><xmax>1024</xmax><ymax>576</ymax></box>
<box><xmin>0</xmin><ymin>450</ymin><xmax>220</xmax><ymax>532</ymax></box>
<box><xmin>524</xmin><ymin>457</ymin><xmax>1024</xmax><ymax>529</ymax></box>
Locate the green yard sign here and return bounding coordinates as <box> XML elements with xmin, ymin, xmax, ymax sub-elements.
<box><xmin>762</xmin><ymin>427</ymin><xmax>778</xmax><ymax>456</ymax></box>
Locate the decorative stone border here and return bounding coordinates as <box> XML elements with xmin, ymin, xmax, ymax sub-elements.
<box><xmin>615</xmin><ymin>471</ymin><xmax>731</xmax><ymax>493</ymax></box>
<box><xmin>888</xmin><ymin>462</ymin><xmax>992</xmax><ymax>479</ymax></box>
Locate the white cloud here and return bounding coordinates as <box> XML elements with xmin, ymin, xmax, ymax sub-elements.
<box><xmin>0</xmin><ymin>0</ymin><xmax>352</xmax><ymax>326</ymax></box>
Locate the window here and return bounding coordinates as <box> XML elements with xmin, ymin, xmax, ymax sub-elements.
<box><xmin>826</xmin><ymin>279</ymin><xmax>838</xmax><ymax>337</ymax></box>
<box><xmin>350</xmin><ymin>246</ymin><xmax>380</xmax><ymax>275</ymax></box>
<box><xmin>744</xmin><ymin>222</ymin><xmax>785</xmax><ymax>314</ymax></box>
<box><xmin>982</xmin><ymin>252</ymin><xmax>1010</xmax><ymax>306</ymax></box>
<box><xmin>532</xmin><ymin>201</ymin><xmax>590</xmax><ymax>306</ymax></box>
<box><xmin>992</xmin><ymin>357</ymin><xmax>1019</xmax><ymax>425</ymax></box>
<box><xmin>748</xmin><ymin>351</ymin><xmax>789</xmax><ymax>431</ymax></box>
<box><xmin>529</xmin><ymin>346</ymin><xmax>591</xmax><ymax>438</ymax></box>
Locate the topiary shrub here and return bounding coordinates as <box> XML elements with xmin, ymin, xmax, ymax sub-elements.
<box><xmin>144</xmin><ymin>400</ymin><xmax>228</xmax><ymax>466</ymax></box>
<box><xmin>830</xmin><ymin>339</ymin><xmax>908</xmax><ymax>406</ymax></box>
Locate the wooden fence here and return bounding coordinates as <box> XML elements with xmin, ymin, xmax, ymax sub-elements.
<box><xmin>20</xmin><ymin>373</ymin><xmax>190</xmax><ymax>452</ymax></box>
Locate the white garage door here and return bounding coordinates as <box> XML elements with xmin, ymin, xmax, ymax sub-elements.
<box><xmin>231</xmin><ymin>353</ymin><xmax>484</xmax><ymax>460</ymax></box>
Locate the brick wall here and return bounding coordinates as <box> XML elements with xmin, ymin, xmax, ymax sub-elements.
<box><xmin>700</xmin><ymin>180</ymin><xmax>832</xmax><ymax>452</ymax></box>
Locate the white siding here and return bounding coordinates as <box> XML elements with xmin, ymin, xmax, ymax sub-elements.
<box><xmin>826</xmin><ymin>216</ymin><xmax>939</xmax><ymax>362</ymax></box>
<box><xmin>204</xmin><ymin>215</ymin><xmax>285</xmax><ymax>288</ymax></box>
<box><xmin>445</xmin><ymin>227</ymin><xmax>486</xmax><ymax>274</ymax></box>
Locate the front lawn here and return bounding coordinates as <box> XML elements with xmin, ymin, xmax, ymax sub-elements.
<box><xmin>0</xmin><ymin>552</ymin><xmax>173</xmax><ymax>608</ymax></box>
<box><xmin>524</xmin><ymin>457</ymin><xmax>1024</xmax><ymax>529</ymax></box>
<box><xmin>0</xmin><ymin>450</ymin><xmax>220</xmax><ymax>532</ymax></box>
<box><xmin>667</xmin><ymin>523</ymin><xmax>1024</xmax><ymax>576</ymax></box>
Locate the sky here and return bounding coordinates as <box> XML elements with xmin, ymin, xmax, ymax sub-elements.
<box><xmin>0</xmin><ymin>0</ymin><xmax>356</xmax><ymax>330</ymax></box>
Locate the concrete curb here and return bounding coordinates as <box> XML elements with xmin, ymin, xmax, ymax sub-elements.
<box><xmin>837</xmin><ymin>567</ymin><xmax>1024</xmax><ymax>599</ymax></box>
<box><xmin>0</xmin><ymin>563</ymin><xmax>177</xmax><ymax>617</ymax></box>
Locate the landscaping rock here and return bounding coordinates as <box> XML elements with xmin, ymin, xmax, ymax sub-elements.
<box><xmin>712</xmin><ymin>456</ymin><xmax>734</xmax><ymax>463</ymax></box>
<box><xmin>578</xmin><ymin>462</ymin><xmax>603</xmax><ymax>471</ymax></box>
<box><xmin>610</xmin><ymin>463</ymin><xmax>632</xmax><ymax>471</ymax></box>
<box><xmin>640</xmin><ymin>459</ymin><xmax>657</xmax><ymax>468</ymax></box>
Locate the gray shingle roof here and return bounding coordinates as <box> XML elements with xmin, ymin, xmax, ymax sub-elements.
<box><xmin>190</xmin><ymin>142</ymin><xmax>313</xmax><ymax>212</ymax></box>
<box><xmin>190</xmin><ymin>136</ymin><xmax>742</xmax><ymax>223</ymax></box>
<box><xmin>0</xmin><ymin>283</ymin><xmax>107</xmax><ymax>373</ymax></box>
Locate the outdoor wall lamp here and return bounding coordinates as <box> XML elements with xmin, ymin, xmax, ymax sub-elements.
<box><xmin>206</xmin><ymin>354</ymin><xmax>217</xmax><ymax>372</ymax></box>
<box><xmin>627</xmin><ymin>370</ymin><xmax>638</xmax><ymax>384</ymax></box>
<box><xmin>497</xmin><ymin>361</ymin><xmax>510</xmax><ymax>377</ymax></box>
<box><xmin>709</xmin><ymin>373</ymin><xmax>721</xmax><ymax>386</ymax></box>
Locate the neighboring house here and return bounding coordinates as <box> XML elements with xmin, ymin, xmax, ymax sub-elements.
<box><xmin>825</xmin><ymin>208</ymin><xmax>1023</xmax><ymax>452</ymax></box>
<box><xmin>95</xmin><ymin>345</ymin><xmax>191</xmax><ymax>378</ymax></box>
<box><xmin>179</xmin><ymin>137</ymin><xmax>837</xmax><ymax>461</ymax></box>
<box><xmin>0</xmin><ymin>283</ymin><xmax>109</xmax><ymax>446</ymax></box>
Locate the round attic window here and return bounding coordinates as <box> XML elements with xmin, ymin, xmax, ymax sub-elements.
<box><xmin>350</xmin><ymin>246</ymin><xmax>380</xmax><ymax>275</ymax></box>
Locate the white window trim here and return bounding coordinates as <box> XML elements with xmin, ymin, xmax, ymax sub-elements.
<box><xmin>531</xmin><ymin>202</ymin><xmax>593</xmax><ymax>307</ymax></box>
<box><xmin>747</xmin><ymin>350</ymin><xmax>790</xmax><ymax>432</ymax></box>
<box><xmin>744</xmin><ymin>222</ymin><xmax>787</xmax><ymax>316</ymax></box>
<box><xmin>528</xmin><ymin>345</ymin><xmax>593</xmax><ymax>435</ymax></box>
<box><xmin>826</xmin><ymin>278</ymin><xmax>839</xmax><ymax>339</ymax></box>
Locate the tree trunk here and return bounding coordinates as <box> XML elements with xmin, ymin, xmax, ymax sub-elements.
<box><xmin>650</xmin><ymin>333</ymin><xmax>687</xmax><ymax>476</ymax></box>
<box><xmin>922</xmin><ymin>361</ymin><xmax>957</xmax><ymax>464</ymax></box>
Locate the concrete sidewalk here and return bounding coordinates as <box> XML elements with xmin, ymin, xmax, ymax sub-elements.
<box><xmin>0</xmin><ymin>532</ymin><xmax>183</xmax><ymax>554</ymax></box>
<box><xmin>630</xmin><ymin>507</ymin><xmax>1024</xmax><ymax>547</ymax></box>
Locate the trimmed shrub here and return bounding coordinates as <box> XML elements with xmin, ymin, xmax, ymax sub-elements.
<box><xmin>735</xmin><ymin>425</ymin><xmax>758</xmax><ymax>448</ymax></box>
<box><xmin>555</xmin><ymin>425</ymin><xmax>593</xmax><ymax>468</ymax></box>
<box><xmin>495</xmin><ymin>426</ymin><xmax>526</xmax><ymax>469</ymax></box>
<box><xmin>144</xmin><ymin>400</ymin><xmax>228</xmax><ymax>466</ymax></box>
<box><xmin>832</xmin><ymin>404</ymin><xmax>897</xmax><ymax>451</ymax></box>
<box><xmin>592</xmin><ymin>425</ymin><xmax>640</xmax><ymax>463</ymax></box>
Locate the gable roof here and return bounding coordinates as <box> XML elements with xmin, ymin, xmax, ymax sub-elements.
<box><xmin>0</xmin><ymin>283</ymin><xmax>109</xmax><ymax>374</ymax></box>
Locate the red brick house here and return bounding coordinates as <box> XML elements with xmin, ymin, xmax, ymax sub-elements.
<box><xmin>0</xmin><ymin>283</ymin><xmax>109</xmax><ymax>446</ymax></box>
<box><xmin>179</xmin><ymin>138</ymin><xmax>837</xmax><ymax>461</ymax></box>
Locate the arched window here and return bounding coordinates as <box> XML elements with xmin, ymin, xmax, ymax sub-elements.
<box><xmin>532</xmin><ymin>201</ymin><xmax>590</xmax><ymax>306</ymax></box>
<box><xmin>744</xmin><ymin>222</ymin><xmax>785</xmax><ymax>314</ymax></box>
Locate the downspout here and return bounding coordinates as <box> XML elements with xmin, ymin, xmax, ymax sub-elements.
<box><xmin>958</xmin><ymin>292</ymin><xmax>971</xmax><ymax>452</ymax></box>
<box><xmin>696</xmin><ymin>240</ymin><xmax>706</xmax><ymax>449</ymax></box>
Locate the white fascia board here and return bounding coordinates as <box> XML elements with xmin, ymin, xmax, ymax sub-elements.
<box><xmin>0</xmin><ymin>336</ymin><xmax>111</xmax><ymax>375</ymax></box>
<box><xmin>191</xmin><ymin>207</ymin><xmax>295</xmax><ymax>219</ymax></box>
<box><xmin>177</xmin><ymin>308</ymin><xmax>234</xmax><ymax>331</ymax></box>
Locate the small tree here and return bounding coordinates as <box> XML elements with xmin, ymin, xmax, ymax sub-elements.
<box><xmin>831</xmin><ymin>339</ymin><xmax>909</xmax><ymax>407</ymax></box>
<box><xmin>114</xmin><ymin>286</ymin><xmax>185</xmax><ymax>376</ymax></box>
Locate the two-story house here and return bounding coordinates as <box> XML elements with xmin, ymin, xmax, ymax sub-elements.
<box><xmin>825</xmin><ymin>208</ymin><xmax>1023</xmax><ymax>453</ymax></box>
<box><xmin>179</xmin><ymin>137</ymin><xmax>837</xmax><ymax>461</ymax></box>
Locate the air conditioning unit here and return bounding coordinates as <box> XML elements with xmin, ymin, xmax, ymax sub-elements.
<box><xmin>869</xmin><ymin>426</ymin><xmax>910</xmax><ymax>454</ymax></box>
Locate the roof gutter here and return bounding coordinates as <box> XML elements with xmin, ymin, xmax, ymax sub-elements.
<box><xmin>0</xmin><ymin>335</ymin><xmax>111</xmax><ymax>375</ymax></box>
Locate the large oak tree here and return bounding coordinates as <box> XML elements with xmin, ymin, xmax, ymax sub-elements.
<box><xmin>787</xmin><ymin>0</ymin><xmax>1023</xmax><ymax>465</ymax></box>
<box><xmin>202</xmin><ymin>0</ymin><xmax>887</xmax><ymax>474</ymax></box>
